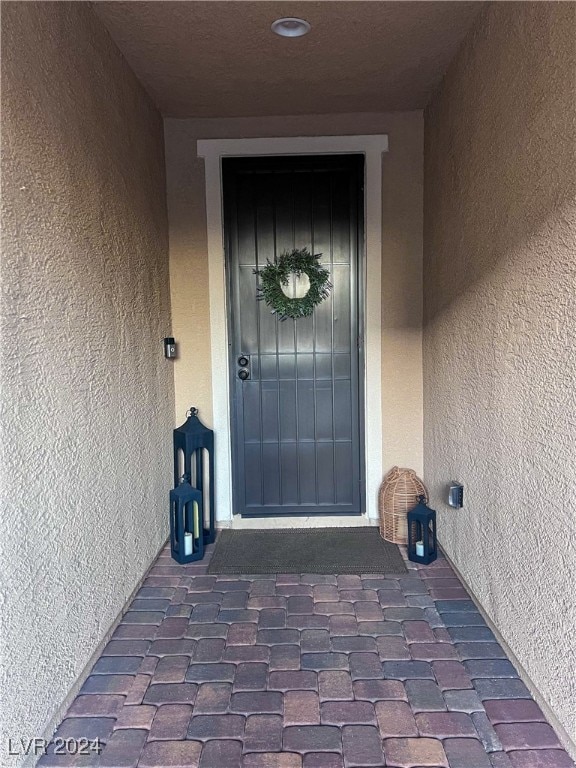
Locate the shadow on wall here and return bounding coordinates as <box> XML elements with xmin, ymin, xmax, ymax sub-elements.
<box><xmin>422</xmin><ymin>2</ymin><xmax>576</xmax><ymax>324</ymax></box>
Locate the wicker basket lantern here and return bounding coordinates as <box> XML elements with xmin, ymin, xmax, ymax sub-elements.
<box><xmin>379</xmin><ymin>466</ymin><xmax>428</xmax><ymax>545</ymax></box>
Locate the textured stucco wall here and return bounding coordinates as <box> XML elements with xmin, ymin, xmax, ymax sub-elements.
<box><xmin>165</xmin><ymin>112</ymin><xmax>423</xmax><ymax>478</ymax></box>
<box><xmin>424</xmin><ymin>2</ymin><xmax>576</xmax><ymax>751</ymax></box>
<box><xmin>0</xmin><ymin>4</ymin><xmax>173</xmax><ymax>761</ymax></box>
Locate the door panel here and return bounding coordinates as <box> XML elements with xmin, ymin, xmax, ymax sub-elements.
<box><xmin>224</xmin><ymin>155</ymin><xmax>363</xmax><ymax>517</ymax></box>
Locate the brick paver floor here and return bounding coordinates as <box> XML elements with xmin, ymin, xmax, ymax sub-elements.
<box><xmin>39</xmin><ymin>538</ymin><xmax>574</xmax><ymax>768</ymax></box>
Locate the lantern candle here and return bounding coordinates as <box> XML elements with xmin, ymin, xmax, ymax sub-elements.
<box><xmin>173</xmin><ymin>406</ymin><xmax>216</xmax><ymax>545</ymax></box>
<box><xmin>184</xmin><ymin>532</ymin><xmax>193</xmax><ymax>556</ymax></box>
<box><xmin>193</xmin><ymin>501</ymin><xmax>200</xmax><ymax>540</ymax></box>
<box><xmin>169</xmin><ymin>476</ymin><xmax>204</xmax><ymax>563</ymax></box>
<box><xmin>407</xmin><ymin>495</ymin><xmax>437</xmax><ymax>564</ymax></box>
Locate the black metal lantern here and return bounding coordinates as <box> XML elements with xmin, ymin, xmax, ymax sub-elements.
<box><xmin>407</xmin><ymin>495</ymin><xmax>437</xmax><ymax>564</ymax></box>
<box><xmin>173</xmin><ymin>407</ymin><xmax>215</xmax><ymax>544</ymax></box>
<box><xmin>170</xmin><ymin>476</ymin><xmax>204</xmax><ymax>563</ymax></box>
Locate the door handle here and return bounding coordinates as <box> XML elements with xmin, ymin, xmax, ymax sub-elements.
<box><xmin>237</xmin><ymin>354</ymin><xmax>251</xmax><ymax>380</ymax></box>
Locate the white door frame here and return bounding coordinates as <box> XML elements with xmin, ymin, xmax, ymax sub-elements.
<box><xmin>197</xmin><ymin>135</ymin><xmax>388</xmax><ymax>528</ymax></box>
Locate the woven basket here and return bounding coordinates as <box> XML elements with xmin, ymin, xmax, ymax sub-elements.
<box><xmin>379</xmin><ymin>466</ymin><xmax>428</xmax><ymax>544</ymax></box>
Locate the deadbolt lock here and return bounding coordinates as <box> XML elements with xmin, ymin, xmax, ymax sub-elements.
<box><xmin>238</xmin><ymin>355</ymin><xmax>250</xmax><ymax>367</ymax></box>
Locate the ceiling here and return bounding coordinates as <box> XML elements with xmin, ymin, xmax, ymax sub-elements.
<box><xmin>93</xmin><ymin>1</ymin><xmax>484</xmax><ymax>118</ymax></box>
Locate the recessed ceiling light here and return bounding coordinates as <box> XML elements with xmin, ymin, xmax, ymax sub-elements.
<box><xmin>271</xmin><ymin>17</ymin><xmax>311</xmax><ymax>38</ymax></box>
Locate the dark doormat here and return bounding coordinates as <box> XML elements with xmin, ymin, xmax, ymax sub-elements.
<box><xmin>207</xmin><ymin>528</ymin><xmax>407</xmax><ymax>575</ymax></box>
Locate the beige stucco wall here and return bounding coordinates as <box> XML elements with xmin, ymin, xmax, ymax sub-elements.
<box><xmin>424</xmin><ymin>2</ymin><xmax>576</xmax><ymax>752</ymax></box>
<box><xmin>165</xmin><ymin>112</ymin><xmax>423</xmax><ymax>482</ymax></box>
<box><xmin>0</xmin><ymin>4</ymin><xmax>173</xmax><ymax>761</ymax></box>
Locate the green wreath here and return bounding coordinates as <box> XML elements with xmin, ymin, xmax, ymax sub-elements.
<box><xmin>254</xmin><ymin>248</ymin><xmax>332</xmax><ymax>321</ymax></box>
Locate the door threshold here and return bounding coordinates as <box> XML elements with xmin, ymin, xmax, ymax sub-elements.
<box><xmin>224</xmin><ymin>515</ymin><xmax>378</xmax><ymax>530</ymax></box>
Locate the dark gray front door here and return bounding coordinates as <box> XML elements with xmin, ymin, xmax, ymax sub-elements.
<box><xmin>224</xmin><ymin>155</ymin><xmax>364</xmax><ymax>517</ymax></box>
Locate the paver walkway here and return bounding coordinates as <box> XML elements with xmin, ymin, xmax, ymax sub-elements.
<box><xmin>40</xmin><ymin>538</ymin><xmax>574</xmax><ymax>768</ymax></box>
